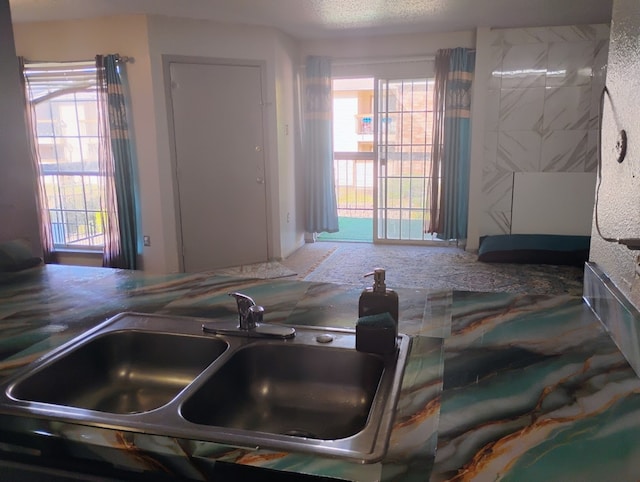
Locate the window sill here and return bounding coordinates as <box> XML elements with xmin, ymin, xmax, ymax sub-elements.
<box><xmin>53</xmin><ymin>249</ymin><xmax>103</xmax><ymax>268</ymax></box>
<box><xmin>54</xmin><ymin>247</ymin><xmax>103</xmax><ymax>253</ymax></box>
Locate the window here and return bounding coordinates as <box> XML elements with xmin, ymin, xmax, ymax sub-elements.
<box><xmin>25</xmin><ymin>62</ymin><xmax>104</xmax><ymax>250</ymax></box>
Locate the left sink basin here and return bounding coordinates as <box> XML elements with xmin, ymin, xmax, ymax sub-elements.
<box><xmin>7</xmin><ymin>316</ymin><xmax>229</xmax><ymax>414</ymax></box>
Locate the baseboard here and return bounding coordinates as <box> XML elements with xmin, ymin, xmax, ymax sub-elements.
<box><xmin>583</xmin><ymin>262</ymin><xmax>640</xmax><ymax>378</ymax></box>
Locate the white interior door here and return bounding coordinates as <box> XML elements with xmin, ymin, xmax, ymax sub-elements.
<box><xmin>169</xmin><ymin>61</ymin><xmax>269</xmax><ymax>272</ymax></box>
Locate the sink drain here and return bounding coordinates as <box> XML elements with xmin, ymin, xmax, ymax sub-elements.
<box><xmin>283</xmin><ymin>429</ymin><xmax>317</xmax><ymax>439</ymax></box>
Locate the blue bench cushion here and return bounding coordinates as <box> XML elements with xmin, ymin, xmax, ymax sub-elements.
<box><xmin>478</xmin><ymin>234</ymin><xmax>590</xmax><ymax>266</ymax></box>
<box><xmin>0</xmin><ymin>239</ymin><xmax>42</xmax><ymax>273</ymax></box>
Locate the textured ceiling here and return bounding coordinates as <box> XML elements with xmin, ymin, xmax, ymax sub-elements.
<box><xmin>8</xmin><ymin>0</ymin><xmax>613</xmax><ymax>39</ymax></box>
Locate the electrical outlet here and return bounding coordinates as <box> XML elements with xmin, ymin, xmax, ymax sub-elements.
<box><xmin>143</xmin><ymin>235</ymin><xmax>151</xmax><ymax>247</ymax></box>
<box><xmin>287</xmin><ymin>212</ymin><xmax>290</xmax><ymax>223</ymax></box>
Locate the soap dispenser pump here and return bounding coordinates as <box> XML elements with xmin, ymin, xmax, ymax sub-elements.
<box><xmin>358</xmin><ymin>268</ymin><xmax>399</xmax><ymax>324</ymax></box>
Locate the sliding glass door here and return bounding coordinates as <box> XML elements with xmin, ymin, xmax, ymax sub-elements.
<box><xmin>320</xmin><ymin>78</ymin><xmax>375</xmax><ymax>242</ymax></box>
<box><xmin>322</xmin><ymin>75</ymin><xmax>438</xmax><ymax>244</ymax></box>
<box><xmin>376</xmin><ymin>78</ymin><xmax>437</xmax><ymax>243</ymax></box>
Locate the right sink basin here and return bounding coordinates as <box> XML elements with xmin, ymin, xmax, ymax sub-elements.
<box><xmin>177</xmin><ymin>326</ymin><xmax>412</xmax><ymax>462</ymax></box>
<box><xmin>181</xmin><ymin>343</ymin><xmax>385</xmax><ymax>440</ymax></box>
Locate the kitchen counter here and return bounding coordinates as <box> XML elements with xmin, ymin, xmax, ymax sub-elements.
<box><xmin>0</xmin><ymin>264</ymin><xmax>639</xmax><ymax>481</ymax></box>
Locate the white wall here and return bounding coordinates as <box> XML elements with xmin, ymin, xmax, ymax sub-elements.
<box><xmin>274</xmin><ymin>31</ymin><xmax>306</xmax><ymax>258</ymax></box>
<box><xmin>300</xmin><ymin>30</ymin><xmax>475</xmax><ymax>60</ymax></box>
<box><xmin>0</xmin><ymin>0</ymin><xmax>41</xmax><ymax>255</ymax></box>
<box><xmin>466</xmin><ymin>27</ymin><xmax>492</xmax><ymax>250</ymax></box>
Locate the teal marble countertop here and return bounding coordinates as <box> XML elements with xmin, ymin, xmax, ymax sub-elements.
<box><xmin>1</xmin><ymin>265</ymin><xmax>640</xmax><ymax>481</ymax></box>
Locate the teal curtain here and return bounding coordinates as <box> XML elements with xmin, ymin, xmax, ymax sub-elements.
<box><xmin>429</xmin><ymin>48</ymin><xmax>475</xmax><ymax>240</ymax></box>
<box><xmin>96</xmin><ymin>54</ymin><xmax>139</xmax><ymax>269</ymax></box>
<box><xmin>303</xmin><ymin>56</ymin><xmax>339</xmax><ymax>234</ymax></box>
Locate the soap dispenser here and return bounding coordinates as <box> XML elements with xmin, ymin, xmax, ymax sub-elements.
<box><xmin>358</xmin><ymin>268</ymin><xmax>399</xmax><ymax>324</ymax></box>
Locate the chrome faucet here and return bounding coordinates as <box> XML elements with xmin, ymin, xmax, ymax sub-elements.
<box><xmin>201</xmin><ymin>292</ymin><xmax>295</xmax><ymax>339</ymax></box>
<box><xmin>229</xmin><ymin>292</ymin><xmax>263</xmax><ymax>330</ymax></box>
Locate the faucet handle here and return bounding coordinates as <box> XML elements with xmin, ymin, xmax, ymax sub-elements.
<box><xmin>229</xmin><ymin>292</ymin><xmax>256</xmax><ymax>306</ymax></box>
<box><xmin>248</xmin><ymin>305</ymin><xmax>264</xmax><ymax>326</ymax></box>
<box><xmin>228</xmin><ymin>292</ymin><xmax>257</xmax><ymax>329</ymax></box>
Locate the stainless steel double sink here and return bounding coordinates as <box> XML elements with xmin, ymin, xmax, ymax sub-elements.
<box><xmin>0</xmin><ymin>312</ymin><xmax>411</xmax><ymax>463</ymax></box>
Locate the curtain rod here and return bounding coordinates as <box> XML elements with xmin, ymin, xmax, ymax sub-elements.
<box><xmin>326</xmin><ymin>48</ymin><xmax>475</xmax><ymax>67</ymax></box>
<box><xmin>298</xmin><ymin>54</ymin><xmax>436</xmax><ymax>70</ymax></box>
<box><xmin>115</xmin><ymin>55</ymin><xmax>134</xmax><ymax>64</ymax></box>
<box><xmin>23</xmin><ymin>55</ymin><xmax>134</xmax><ymax>64</ymax></box>
<box><xmin>331</xmin><ymin>55</ymin><xmax>436</xmax><ymax>66</ymax></box>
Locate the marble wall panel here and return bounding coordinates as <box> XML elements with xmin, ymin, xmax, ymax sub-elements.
<box><xmin>543</xmin><ymin>85</ymin><xmax>591</xmax><ymax>131</ymax></box>
<box><xmin>481</xmin><ymin>210</ymin><xmax>511</xmax><ymax>235</ymax></box>
<box><xmin>501</xmin><ymin>27</ymin><xmax>548</xmax><ymax>46</ymax></box>
<box><xmin>488</xmin><ymin>29</ymin><xmax>503</xmax><ymax>47</ymax></box>
<box><xmin>499</xmin><ymin>88</ymin><xmax>545</xmax><ymax>131</ymax></box>
<box><xmin>501</xmin><ymin>43</ymin><xmax>548</xmax><ymax>88</ymax></box>
<box><xmin>589</xmin><ymin>40</ymin><xmax>609</xmax><ymax>140</ymax></box>
<box><xmin>540</xmin><ymin>130</ymin><xmax>588</xmax><ymax>172</ymax></box>
<box><xmin>547</xmin><ymin>25</ymin><xmax>598</xmax><ymax>42</ymax></box>
<box><xmin>479</xmin><ymin>24</ymin><xmax>609</xmax><ymax>236</ymax></box>
<box><xmin>484</xmin><ymin>90</ymin><xmax>500</xmax><ymax>131</ymax></box>
<box><xmin>585</xmin><ymin>129</ymin><xmax>599</xmax><ymax>172</ymax></box>
<box><xmin>482</xmin><ymin>169</ymin><xmax>513</xmax><ymax>212</ymax></box>
<box><xmin>593</xmin><ymin>39</ymin><xmax>610</xmax><ymax>85</ymax></box>
<box><xmin>546</xmin><ymin>41</ymin><xmax>594</xmax><ymax>87</ymax></box>
<box><xmin>488</xmin><ymin>47</ymin><xmax>503</xmax><ymax>89</ymax></box>
<box><xmin>497</xmin><ymin>131</ymin><xmax>542</xmax><ymax>172</ymax></box>
<box><xmin>484</xmin><ymin>131</ymin><xmax>498</xmax><ymax>170</ymax></box>
<box><xmin>589</xmin><ymin>86</ymin><xmax>604</xmax><ymax>131</ymax></box>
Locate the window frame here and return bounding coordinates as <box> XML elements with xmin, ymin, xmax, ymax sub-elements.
<box><xmin>328</xmin><ymin>57</ymin><xmax>439</xmax><ymax>244</ymax></box>
<box><xmin>25</xmin><ymin>61</ymin><xmax>105</xmax><ymax>252</ymax></box>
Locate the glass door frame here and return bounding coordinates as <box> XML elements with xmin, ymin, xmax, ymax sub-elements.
<box><xmin>374</xmin><ymin>76</ymin><xmax>441</xmax><ymax>245</ymax></box>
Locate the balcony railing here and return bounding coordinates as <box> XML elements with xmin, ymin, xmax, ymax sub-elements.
<box><xmin>321</xmin><ymin>155</ymin><xmax>441</xmax><ymax>243</ymax></box>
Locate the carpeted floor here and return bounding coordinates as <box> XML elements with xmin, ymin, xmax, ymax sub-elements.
<box><xmin>212</xmin><ymin>260</ymin><xmax>297</xmax><ymax>280</ymax></box>
<box><xmin>281</xmin><ymin>241</ymin><xmax>585</xmax><ymax>296</ymax></box>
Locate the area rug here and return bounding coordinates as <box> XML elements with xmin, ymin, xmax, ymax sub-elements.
<box><xmin>280</xmin><ymin>243</ymin><xmax>338</xmax><ymax>279</ymax></box>
<box><xmin>213</xmin><ymin>261</ymin><xmax>297</xmax><ymax>280</ymax></box>
<box><xmin>302</xmin><ymin>242</ymin><xmax>584</xmax><ymax>296</ymax></box>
